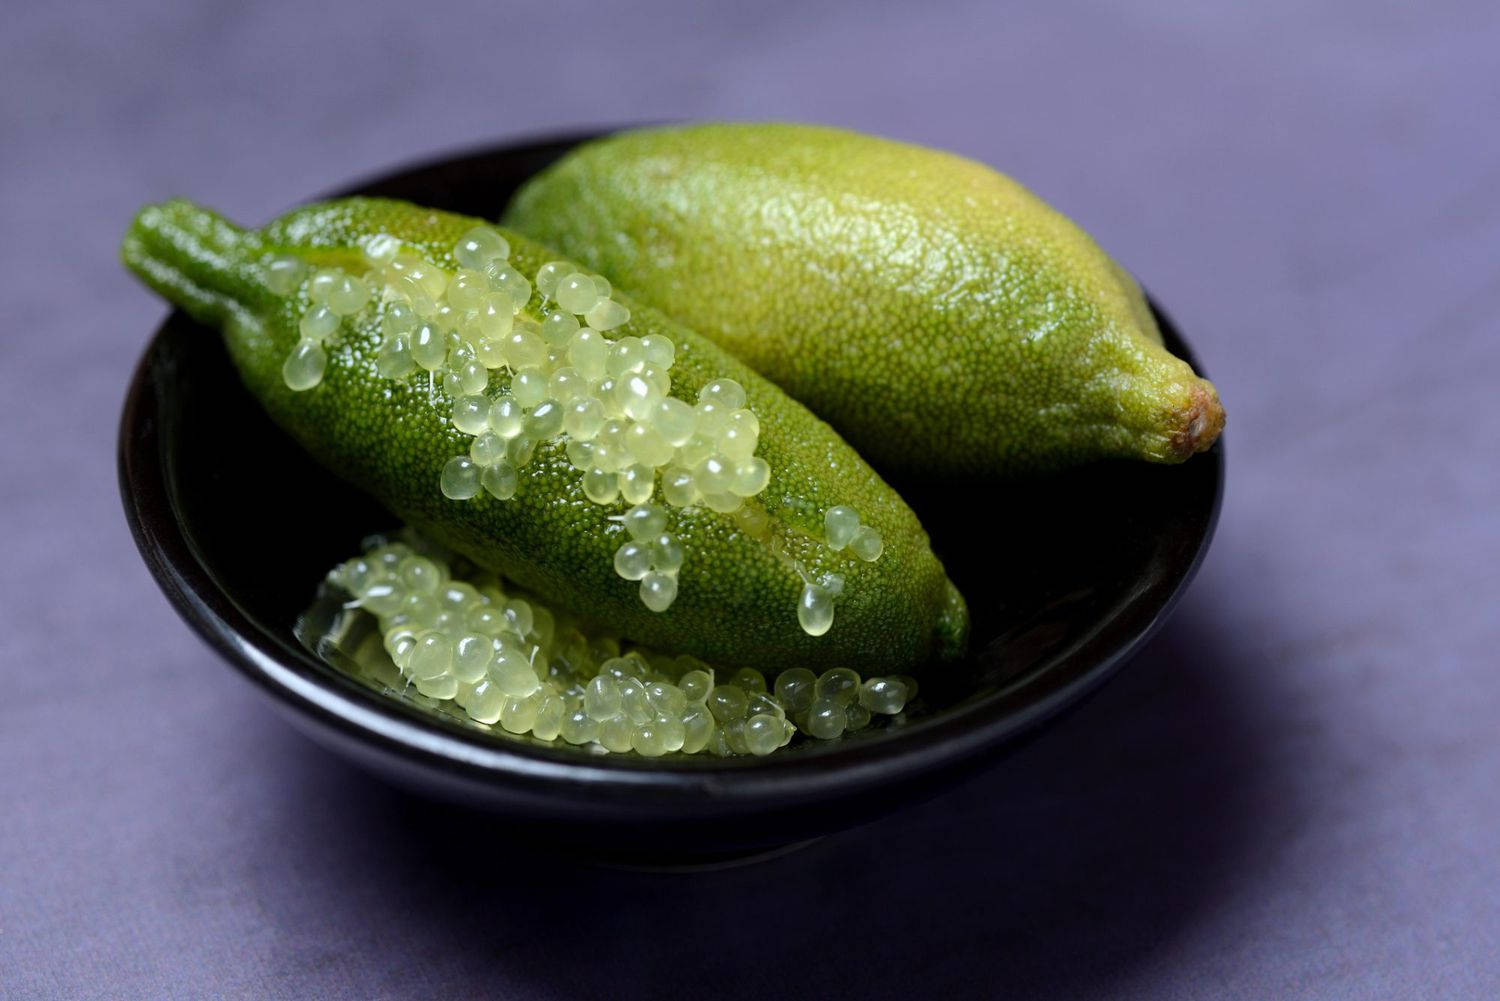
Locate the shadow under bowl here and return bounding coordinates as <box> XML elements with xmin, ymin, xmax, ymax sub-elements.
<box><xmin>117</xmin><ymin>130</ymin><xmax>1224</xmax><ymax>864</ymax></box>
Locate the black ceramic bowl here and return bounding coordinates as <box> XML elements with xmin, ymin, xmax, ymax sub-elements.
<box><xmin>118</xmin><ymin>130</ymin><xmax>1223</xmax><ymax>863</ymax></box>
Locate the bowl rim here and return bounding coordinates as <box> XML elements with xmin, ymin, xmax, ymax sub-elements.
<box><xmin>117</xmin><ymin>132</ymin><xmax>1224</xmax><ymax>810</ymax></box>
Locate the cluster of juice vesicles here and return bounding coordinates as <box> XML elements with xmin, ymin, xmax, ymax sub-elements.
<box><xmin>321</xmin><ymin>535</ymin><xmax>916</xmax><ymax>757</ymax></box>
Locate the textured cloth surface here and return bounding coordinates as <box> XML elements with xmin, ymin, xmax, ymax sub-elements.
<box><xmin>3</xmin><ymin>2</ymin><xmax>1498</xmax><ymax>998</ymax></box>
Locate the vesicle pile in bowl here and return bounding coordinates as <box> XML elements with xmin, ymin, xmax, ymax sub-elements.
<box><xmin>300</xmin><ymin>531</ymin><xmax>918</xmax><ymax>759</ymax></box>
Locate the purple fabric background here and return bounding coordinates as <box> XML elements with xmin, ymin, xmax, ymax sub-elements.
<box><xmin>4</xmin><ymin>1</ymin><xmax>1497</xmax><ymax>997</ymax></box>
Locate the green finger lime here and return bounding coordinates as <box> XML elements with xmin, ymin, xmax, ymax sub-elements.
<box><xmin>504</xmin><ymin>122</ymin><xmax>1225</xmax><ymax>477</ymax></box>
<box><xmin>121</xmin><ymin>196</ymin><xmax>967</xmax><ymax>673</ymax></box>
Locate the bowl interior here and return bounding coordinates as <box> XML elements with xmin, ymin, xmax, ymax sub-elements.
<box><xmin>120</xmin><ymin>131</ymin><xmax>1222</xmax><ymax>853</ymax></box>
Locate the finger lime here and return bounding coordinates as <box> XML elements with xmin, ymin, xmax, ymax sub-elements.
<box><xmin>121</xmin><ymin>197</ymin><xmax>967</xmax><ymax>672</ymax></box>
<box><xmin>504</xmin><ymin>122</ymin><xmax>1224</xmax><ymax>476</ymax></box>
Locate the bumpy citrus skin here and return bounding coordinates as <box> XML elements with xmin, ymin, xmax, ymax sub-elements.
<box><xmin>121</xmin><ymin>197</ymin><xmax>966</xmax><ymax>672</ymax></box>
<box><xmin>504</xmin><ymin>122</ymin><xmax>1225</xmax><ymax>476</ymax></box>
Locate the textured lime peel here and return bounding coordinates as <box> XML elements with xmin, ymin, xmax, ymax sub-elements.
<box><xmin>504</xmin><ymin>122</ymin><xmax>1226</xmax><ymax>476</ymax></box>
<box><xmin>121</xmin><ymin>198</ymin><xmax>964</xmax><ymax>671</ymax></box>
<box><xmin>323</xmin><ymin>537</ymin><xmax>915</xmax><ymax>756</ymax></box>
